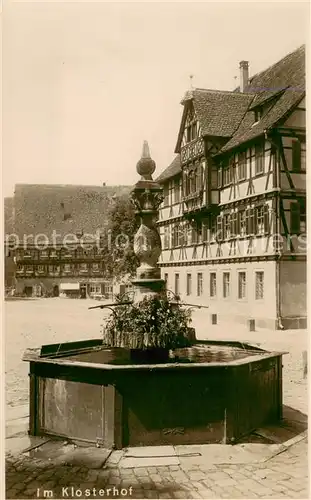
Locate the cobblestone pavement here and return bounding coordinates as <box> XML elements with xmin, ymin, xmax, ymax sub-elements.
<box><xmin>5</xmin><ymin>438</ymin><xmax>308</xmax><ymax>499</ymax></box>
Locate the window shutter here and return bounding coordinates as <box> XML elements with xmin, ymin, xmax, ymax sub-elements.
<box><xmin>253</xmin><ymin>207</ymin><xmax>258</xmax><ymax>234</ymax></box>
<box><xmin>292</xmin><ymin>140</ymin><xmax>301</xmax><ymax>172</ymax></box>
<box><xmin>230</xmin><ymin>213</ymin><xmax>236</xmax><ymax>236</ymax></box>
<box><xmin>290</xmin><ymin>202</ymin><xmax>300</xmax><ymax>234</ymax></box>
<box><xmin>264</xmin><ymin>205</ymin><xmax>269</xmax><ymax>234</ymax></box>
<box><xmin>216</xmin><ymin>215</ymin><xmax>223</xmax><ymax>241</ymax></box>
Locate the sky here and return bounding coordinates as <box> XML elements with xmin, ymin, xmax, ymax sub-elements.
<box><xmin>2</xmin><ymin>1</ymin><xmax>308</xmax><ymax>197</ymax></box>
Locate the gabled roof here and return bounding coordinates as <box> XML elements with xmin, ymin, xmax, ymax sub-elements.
<box><xmin>220</xmin><ymin>45</ymin><xmax>305</xmax><ymax>153</ymax></box>
<box><xmin>156</xmin><ymin>155</ymin><xmax>181</xmax><ymax>183</ymax></box>
<box><xmin>175</xmin><ymin>89</ymin><xmax>254</xmax><ymax>152</ymax></box>
<box><xmin>156</xmin><ymin>44</ymin><xmax>305</xmax><ymax>181</ymax></box>
<box><xmin>12</xmin><ymin>184</ymin><xmax>131</xmax><ymax>241</ymax></box>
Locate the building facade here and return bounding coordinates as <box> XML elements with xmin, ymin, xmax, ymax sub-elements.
<box><xmin>6</xmin><ymin>183</ymin><xmax>130</xmax><ymax>298</ymax></box>
<box><xmin>157</xmin><ymin>46</ymin><xmax>306</xmax><ymax>329</ymax></box>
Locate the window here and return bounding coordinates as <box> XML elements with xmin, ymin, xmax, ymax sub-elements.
<box><xmin>290</xmin><ymin>201</ymin><xmax>306</xmax><ymax>234</ymax></box>
<box><xmin>164</xmin><ymin>273</ymin><xmax>168</xmax><ymax>284</ymax></box>
<box><xmin>174</xmin><ymin>178</ymin><xmax>180</xmax><ymax>203</ymax></box>
<box><xmin>92</xmin><ymin>263</ymin><xmax>100</xmax><ymax>271</ymax></box>
<box><xmin>210</xmin><ymin>216</ymin><xmax>217</xmax><ymax>241</ymax></box>
<box><xmin>210</xmin><ymin>273</ymin><xmax>217</xmax><ymax>297</ymax></box>
<box><xmin>230</xmin><ymin>212</ymin><xmax>237</xmax><ymax>237</ymax></box>
<box><xmin>164</xmin><ymin>226</ymin><xmax>170</xmax><ymax>249</ymax></box>
<box><xmin>63</xmin><ymin>264</ymin><xmax>72</xmax><ymax>273</ymax></box>
<box><xmin>217</xmin><ymin>168</ymin><xmax>223</xmax><ymax>188</ymax></box>
<box><xmin>224</xmin><ymin>166</ymin><xmax>231</xmax><ymax>186</ymax></box>
<box><xmin>186</xmin><ymin>274</ymin><xmax>192</xmax><ymax>296</ymax></box>
<box><xmin>40</xmin><ymin>250</ymin><xmax>49</xmax><ymax>259</ymax></box>
<box><xmin>49</xmin><ymin>265</ymin><xmax>60</xmax><ymax>274</ymax></box>
<box><xmin>256</xmin><ymin>206</ymin><xmax>265</xmax><ymax>235</ymax></box>
<box><xmin>175</xmin><ymin>274</ymin><xmax>180</xmax><ymax>296</ymax></box>
<box><xmin>246</xmin><ymin>208</ymin><xmax>255</xmax><ymax>235</ymax></box>
<box><xmin>239</xmin><ymin>210</ymin><xmax>247</xmax><ymax>237</ymax></box>
<box><xmin>80</xmin><ymin>263</ymin><xmax>88</xmax><ymax>272</ymax></box>
<box><xmin>216</xmin><ymin>216</ymin><xmax>223</xmax><ymax>241</ymax></box>
<box><xmin>172</xmin><ymin>224</ymin><xmax>179</xmax><ymax>248</ymax></box>
<box><xmin>292</xmin><ymin>139</ymin><xmax>306</xmax><ymax>172</ymax></box>
<box><xmin>178</xmin><ymin>224</ymin><xmax>185</xmax><ymax>246</ymax></box>
<box><xmin>163</xmin><ymin>184</ymin><xmax>169</xmax><ymax>206</ymax></box>
<box><xmin>37</xmin><ymin>265</ymin><xmax>45</xmax><ymax>273</ymax></box>
<box><xmin>255</xmin><ymin>205</ymin><xmax>269</xmax><ymax>235</ymax></box>
<box><xmin>238</xmin><ymin>152</ymin><xmax>247</xmax><ymax>180</ymax></box>
<box><xmin>90</xmin><ymin>284</ymin><xmax>101</xmax><ymax>294</ymax></box>
<box><xmin>255</xmin><ymin>144</ymin><xmax>264</xmax><ymax>175</ymax></box>
<box><xmin>238</xmin><ymin>272</ymin><xmax>247</xmax><ymax>299</ymax></box>
<box><xmin>197</xmin><ymin>273</ymin><xmax>203</xmax><ymax>296</ymax></box>
<box><xmin>255</xmin><ymin>271</ymin><xmax>264</xmax><ymax>300</ymax></box>
<box><xmin>254</xmin><ymin>108</ymin><xmax>263</xmax><ymax>123</ymax></box>
<box><xmin>223</xmin><ymin>214</ymin><xmax>231</xmax><ymax>239</ymax></box>
<box><xmin>25</xmin><ymin>265</ymin><xmax>33</xmax><ymax>273</ymax></box>
<box><xmin>17</xmin><ymin>265</ymin><xmax>24</xmax><ymax>273</ymax></box>
<box><xmin>50</xmin><ymin>249</ymin><xmax>58</xmax><ymax>258</ymax></box>
<box><xmin>223</xmin><ymin>272</ymin><xmax>230</xmax><ymax>298</ymax></box>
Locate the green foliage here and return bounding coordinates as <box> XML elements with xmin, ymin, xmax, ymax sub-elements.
<box><xmin>101</xmin><ymin>195</ymin><xmax>139</xmax><ymax>280</ymax></box>
<box><xmin>102</xmin><ymin>295</ymin><xmax>192</xmax><ymax>349</ymax></box>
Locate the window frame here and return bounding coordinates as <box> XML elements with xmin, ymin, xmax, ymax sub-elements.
<box><xmin>197</xmin><ymin>272</ymin><xmax>203</xmax><ymax>297</ymax></box>
<box><xmin>238</xmin><ymin>271</ymin><xmax>247</xmax><ymax>300</ymax></box>
<box><xmin>255</xmin><ymin>271</ymin><xmax>264</xmax><ymax>300</ymax></box>
<box><xmin>223</xmin><ymin>272</ymin><xmax>230</xmax><ymax>298</ymax></box>
<box><xmin>186</xmin><ymin>273</ymin><xmax>192</xmax><ymax>296</ymax></box>
<box><xmin>210</xmin><ymin>272</ymin><xmax>217</xmax><ymax>298</ymax></box>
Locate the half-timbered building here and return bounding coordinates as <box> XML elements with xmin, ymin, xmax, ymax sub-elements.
<box><xmin>157</xmin><ymin>45</ymin><xmax>306</xmax><ymax>329</ymax></box>
<box><xmin>6</xmin><ymin>183</ymin><xmax>130</xmax><ymax>298</ymax></box>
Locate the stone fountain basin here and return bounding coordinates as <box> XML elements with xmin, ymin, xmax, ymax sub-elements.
<box><xmin>23</xmin><ymin>339</ymin><xmax>284</xmax><ymax>449</ymax></box>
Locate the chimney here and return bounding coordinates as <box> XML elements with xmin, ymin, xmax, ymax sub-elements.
<box><xmin>239</xmin><ymin>60</ymin><xmax>249</xmax><ymax>92</ymax></box>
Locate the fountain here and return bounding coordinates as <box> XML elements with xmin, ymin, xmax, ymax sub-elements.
<box><xmin>23</xmin><ymin>143</ymin><xmax>284</xmax><ymax>448</ymax></box>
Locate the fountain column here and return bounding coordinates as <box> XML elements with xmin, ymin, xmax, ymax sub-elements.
<box><xmin>130</xmin><ymin>141</ymin><xmax>165</xmax><ymax>301</ymax></box>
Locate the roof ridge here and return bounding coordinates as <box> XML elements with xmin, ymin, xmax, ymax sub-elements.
<box><xmin>194</xmin><ymin>87</ymin><xmax>255</xmax><ymax>96</ymax></box>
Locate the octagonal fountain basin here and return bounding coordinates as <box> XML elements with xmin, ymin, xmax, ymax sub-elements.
<box><xmin>23</xmin><ymin>339</ymin><xmax>284</xmax><ymax>449</ymax></box>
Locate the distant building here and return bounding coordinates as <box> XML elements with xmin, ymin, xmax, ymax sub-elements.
<box><xmin>5</xmin><ymin>183</ymin><xmax>131</xmax><ymax>298</ymax></box>
<box><xmin>4</xmin><ymin>197</ymin><xmax>16</xmax><ymax>290</ymax></box>
<box><xmin>156</xmin><ymin>46</ymin><xmax>306</xmax><ymax>329</ymax></box>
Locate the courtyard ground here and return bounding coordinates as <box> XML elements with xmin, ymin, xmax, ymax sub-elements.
<box><xmin>4</xmin><ymin>298</ymin><xmax>309</xmax><ymax>499</ymax></box>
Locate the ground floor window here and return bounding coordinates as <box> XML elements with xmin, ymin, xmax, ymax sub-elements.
<box><xmin>210</xmin><ymin>273</ymin><xmax>217</xmax><ymax>297</ymax></box>
<box><xmin>174</xmin><ymin>274</ymin><xmax>180</xmax><ymax>296</ymax></box>
<box><xmin>238</xmin><ymin>271</ymin><xmax>247</xmax><ymax>299</ymax></box>
<box><xmin>255</xmin><ymin>271</ymin><xmax>264</xmax><ymax>300</ymax></box>
<box><xmin>186</xmin><ymin>273</ymin><xmax>192</xmax><ymax>296</ymax></box>
<box><xmin>89</xmin><ymin>284</ymin><xmax>102</xmax><ymax>295</ymax></box>
<box><xmin>223</xmin><ymin>272</ymin><xmax>230</xmax><ymax>298</ymax></box>
<box><xmin>197</xmin><ymin>273</ymin><xmax>203</xmax><ymax>296</ymax></box>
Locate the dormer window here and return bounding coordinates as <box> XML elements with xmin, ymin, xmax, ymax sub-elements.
<box><xmin>253</xmin><ymin>107</ymin><xmax>263</xmax><ymax>124</ymax></box>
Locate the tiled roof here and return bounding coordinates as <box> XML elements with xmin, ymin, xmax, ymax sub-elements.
<box><xmin>12</xmin><ymin>184</ymin><xmax>131</xmax><ymax>242</ymax></box>
<box><xmin>175</xmin><ymin>89</ymin><xmax>253</xmax><ymax>153</ymax></box>
<box><xmin>4</xmin><ymin>197</ymin><xmax>14</xmax><ymax>235</ymax></box>
<box><xmin>156</xmin><ymin>155</ymin><xmax>181</xmax><ymax>183</ymax></box>
<box><xmin>193</xmin><ymin>89</ymin><xmax>254</xmax><ymax>138</ymax></box>
<box><xmin>220</xmin><ymin>45</ymin><xmax>305</xmax><ymax>153</ymax></box>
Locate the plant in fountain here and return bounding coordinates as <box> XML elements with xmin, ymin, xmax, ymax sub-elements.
<box><xmin>103</xmin><ymin>295</ymin><xmax>192</xmax><ymax>350</ymax></box>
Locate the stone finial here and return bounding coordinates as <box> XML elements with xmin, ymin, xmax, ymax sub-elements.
<box><xmin>136</xmin><ymin>140</ymin><xmax>156</xmax><ymax>180</ymax></box>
